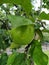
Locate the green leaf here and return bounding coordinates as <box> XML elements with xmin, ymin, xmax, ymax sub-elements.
<box><xmin>7</xmin><ymin>15</ymin><xmax>34</xmax><ymax>28</ymax></box>
<box><xmin>42</xmin><ymin>29</ymin><xmax>49</xmax><ymax>33</ymax></box>
<box><xmin>1</xmin><ymin>53</ymin><xmax>8</xmax><ymax>65</ymax></box>
<box><xmin>0</xmin><ymin>0</ymin><xmax>32</xmax><ymax>14</ymax></box>
<box><xmin>43</xmin><ymin>0</ymin><xmax>47</xmax><ymax>3</ymax></box>
<box><xmin>7</xmin><ymin>52</ymin><xmax>17</xmax><ymax>65</ymax></box>
<box><xmin>7</xmin><ymin>52</ymin><xmax>30</xmax><ymax>65</ymax></box>
<box><xmin>0</xmin><ymin>29</ymin><xmax>10</xmax><ymax>50</ymax></box>
<box><xmin>43</xmin><ymin>32</ymin><xmax>49</xmax><ymax>42</ymax></box>
<box><xmin>39</xmin><ymin>12</ymin><xmax>49</xmax><ymax>20</ymax></box>
<box><xmin>30</xmin><ymin>40</ymin><xmax>48</xmax><ymax>65</ymax></box>
<box><xmin>36</xmin><ymin>29</ymin><xmax>43</xmax><ymax>40</ymax></box>
<box><xmin>43</xmin><ymin>0</ymin><xmax>49</xmax><ymax>9</ymax></box>
<box><xmin>10</xmin><ymin>42</ymin><xmax>20</xmax><ymax>49</ymax></box>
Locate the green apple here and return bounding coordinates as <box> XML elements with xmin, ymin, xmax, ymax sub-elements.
<box><xmin>10</xmin><ymin>25</ymin><xmax>34</xmax><ymax>45</ymax></box>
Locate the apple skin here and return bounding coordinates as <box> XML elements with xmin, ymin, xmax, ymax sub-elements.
<box><xmin>10</xmin><ymin>25</ymin><xmax>34</xmax><ymax>45</ymax></box>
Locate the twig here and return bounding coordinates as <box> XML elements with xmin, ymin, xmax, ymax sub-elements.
<box><xmin>25</xmin><ymin>41</ymin><xmax>33</xmax><ymax>53</ymax></box>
